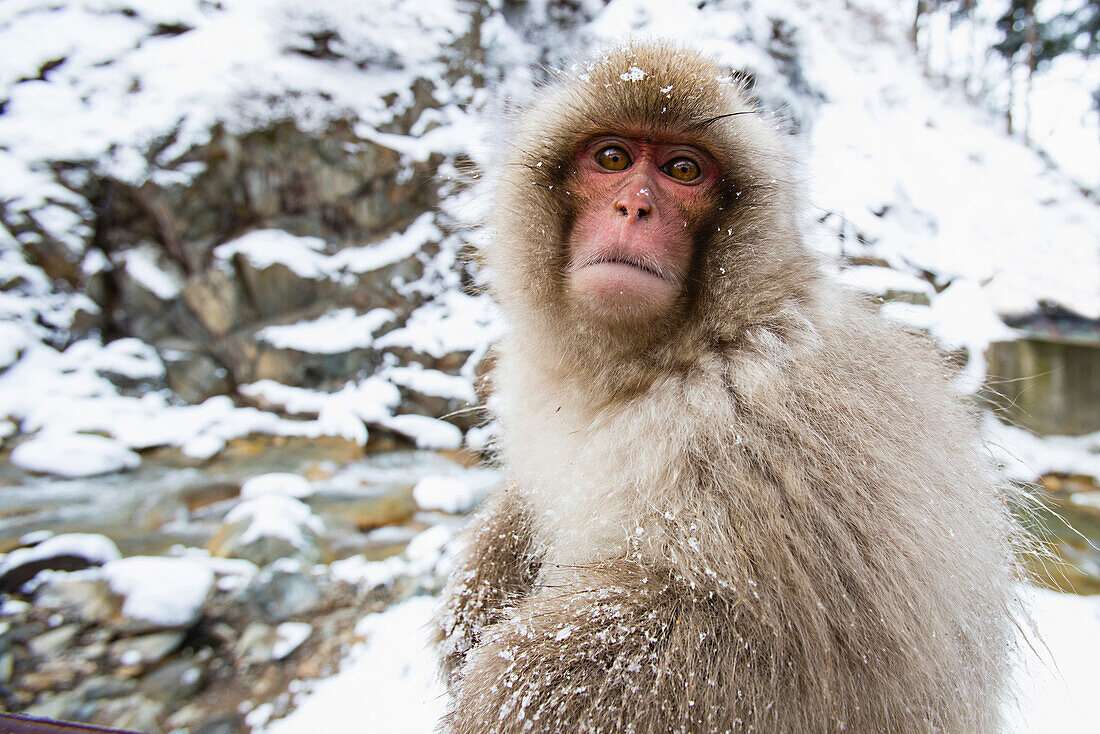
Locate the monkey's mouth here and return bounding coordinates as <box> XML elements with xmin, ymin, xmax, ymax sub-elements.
<box><xmin>569</xmin><ymin>253</ymin><xmax>670</xmax><ymax>282</ymax></box>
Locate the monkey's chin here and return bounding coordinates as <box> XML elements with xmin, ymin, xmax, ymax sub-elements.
<box><xmin>569</xmin><ymin>262</ymin><xmax>679</xmax><ymax>323</ymax></box>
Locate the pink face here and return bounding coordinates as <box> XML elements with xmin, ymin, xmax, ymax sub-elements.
<box><xmin>566</xmin><ymin>134</ymin><xmax>720</xmax><ymax>323</ymax></box>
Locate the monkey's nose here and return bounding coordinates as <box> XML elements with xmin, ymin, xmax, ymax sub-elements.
<box><xmin>614</xmin><ymin>189</ymin><xmax>653</xmax><ymax>220</ymax></box>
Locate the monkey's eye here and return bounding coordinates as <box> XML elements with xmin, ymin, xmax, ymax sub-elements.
<box><xmin>595</xmin><ymin>146</ymin><xmax>632</xmax><ymax>171</ymax></box>
<box><xmin>662</xmin><ymin>157</ymin><xmax>701</xmax><ymax>182</ymax></box>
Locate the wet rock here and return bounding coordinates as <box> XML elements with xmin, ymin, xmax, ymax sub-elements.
<box><xmin>234</xmin><ymin>621</ymin><xmax>275</xmax><ymax>664</ymax></box>
<box><xmin>103</xmin><ymin>694</ymin><xmax>166</xmax><ymax>734</ymax></box>
<box><xmin>80</xmin><ymin>675</ymin><xmax>138</xmax><ymax>701</ymax></box>
<box><xmin>0</xmin><ymin>533</ymin><xmax>119</xmax><ymax>593</ymax></box>
<box><xmin>161</xmin><ymin>342</ymin><xmax>233</xmax><ymax>403</ymax></box>
<box><xmin>0</xmin><ymin>652</ymin><xmax>12</xmax><ymax>685</ymax></box>
<box><xmin>35</xmin><ymin>577</ymin><xmax>120</xmax><ymax>626</ymax></box>
<box><xmin>142</xmin><ymin>658</ymin><xmax>207</xmax><ymax>703</ymax></box>
<box><xmin>180</xmin><ymin>481</ymin><xmax>241</xmax><ymax>513</ymax></box>
<box><xmin>22</xmin><ymin>690</ymin><xmax>85</xmax><ymax>722</ymax></box>
<box><xmin>192</xmin><ymin>712</ymin><xmax>243</xmax><ymax>734</ymax></box>
<box><xmin>245</xmin><ymin>569</ymin><xmax>322</xmax><ymax>623</ymax></box>
<box><xmin>181</xmin><ymin>268</ymin><xmax>248</xmax><ymax>338</ymax></box>
<box><xmin>27</xmin><ymin>623</ymin><xmax>82</xmax><ymax>657</ymax></box>
<box><xmin>20</xmin><ymin>666</ymin><xmax>78</xmax><ymax>693</ymax></box>
<box><xmin>307</xmin><ymin>488</ymin><xmax>416</xmax><ymax>531</ymax></box>
<box><xmin>110</xmin><ymin>630</ymin><xmax>185</xmax><ymax>666</ymax></box>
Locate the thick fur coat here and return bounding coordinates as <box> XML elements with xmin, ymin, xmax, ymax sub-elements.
<box><xmin>434</xmin><ymin>44</ymin><xmax>1020</xmax><ymax>733</ymax></box>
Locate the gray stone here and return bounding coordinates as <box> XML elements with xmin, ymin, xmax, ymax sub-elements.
<box><xmin>246</xmin><ymin>569</ymin><xmax>322</xmax><ymax>623</ymax></box>
<box><xmin>142</xmin><ymin>658</ymin><xmax>207</xmax><ymax>702</ymax></box>
<box><xmin>0</xmin><ymin>651</ymin><xmax>12</xmax><ymax>684</ymax></box>
<box><xmin>161</xmin><ymin>342</ymin><xmax>233</xmax><ymax>403</ymax></box>
<box><xmin>192</xmin><ymin>712</ymin><xmax>243</xmax><ymax>734</ymax></box>
<box><xmin>181</xmin><ymin>268</ymin><xmax>247</xmax><ymax>337</ymax></box>
<box><xmin>106</xmin><ymin>694</ymin><xmax>165</xmax><ymax>734</ymax></box>
<box><xmin>35</xmin><ymin>577</ymin><xmax>120</xmax><ymax>626</ymax></box>
<box><xmin>27</xmin><ymin>623</ymin><xmax>82</xmax><ymax>657</ymax></box>
<box><xmin>234</xmin><ymin>621</ymin><xmax>275</xmax><ymax>663</ymax></box>
<box><xmin>80</xmin><ymin>675</ymin><xmax>138</xmax><ymax>700</ymax></box>
<box><xmin>109</xmin><ymin>630</ymin><xmax>185</xmax><ymax>665</ymax></box>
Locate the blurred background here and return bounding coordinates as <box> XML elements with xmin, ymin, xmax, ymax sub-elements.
<box><xmin>0</xmin><ymin>0</ymin><xmax>1097</xmax><ymax>732</ymax></box>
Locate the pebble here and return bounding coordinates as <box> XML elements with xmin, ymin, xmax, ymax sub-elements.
<box><xmin>27</xmin><ymin>623</ymin><xmax>82</xmax><ymax>657</ymax></box>
<box><xmin>246</xmin><ymin>569</ymin><xmax>322</xmax><ymax>623</ymax></box>
<box><xmin>109</xmin><ymin>630</ymin><xmax>185</xmax><ymax>666</ymax></box>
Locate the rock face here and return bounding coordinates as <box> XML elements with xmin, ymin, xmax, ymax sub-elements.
<box><xmin>1</xmin><ymin>1</ymin><xmax>489</xmax><ymax>451</ymax></box>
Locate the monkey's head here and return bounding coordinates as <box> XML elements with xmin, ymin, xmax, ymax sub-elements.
<box><xmin>488</xmin><ymin>43</ymin><xmax>818</xmax><ymax>379</ymax></box>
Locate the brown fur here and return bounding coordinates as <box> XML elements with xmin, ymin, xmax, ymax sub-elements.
<box><xmin>433</xmin><ymin>42</ymin><xmax>1021</xmax><ymax>733</ymax></box>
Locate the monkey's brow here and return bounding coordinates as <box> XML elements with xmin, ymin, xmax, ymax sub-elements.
<box><xmin>691</xmin><ymin>110</ymin><xmax>761</xmax><ymax>130</ymax></box>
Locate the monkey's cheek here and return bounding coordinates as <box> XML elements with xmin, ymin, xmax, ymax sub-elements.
<box><xmin>569</xmin><ymin>262</ymin><xmax>679</xmax><ymax>321</ymax></box>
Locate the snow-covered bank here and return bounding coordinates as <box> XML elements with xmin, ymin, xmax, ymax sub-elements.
<box><xmin>259</xmin><ymin>596</ymin><xmax>446</xmax><ymax>734</ymax></box>
<box><xmin>256</xmin><ymin>588</ymin><xmax>1100</xmax><ymax>734</ymax></box>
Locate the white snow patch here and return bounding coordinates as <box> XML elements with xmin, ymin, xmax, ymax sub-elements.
<box><xmin>119</xmin><ymin>245</ymin><xmax>184</xmax><ymax>300</ymax></box>
<box><xmin>224</xmin><ymin>495</ymin><xmax>324</xmax><ymax>549</ymax></box>
<box><xmin>1009</xmin><ymin>587</ymin><xmax>1100</xmax><ymax>734</ymax></box>
<box><xmin>413</xmin><ymin>476</ymin><xmax>480</xmax><ymax>514</ymax></box>
<box><xmin>273</xmin><ymin>622</ymin><xmax>313</xmax><ymax>660</ymax></box>
<box><xmin>0</xmin><ymin>533</ymin><xmax>120</xmax><ymax>578</ymax></box>
<box><xmin>101</xmin><ymin>556</ymin><xmax>215</xmax><ymax>628</ymax></box>
<box><xmin>382</xmin><ymin>414</ymin><xmax>462</xmax><ymax>450</ymax></box>
<box><xmin>214</xmin><ymin>230</ymin><xmax>330</xmax><ymax>277</ymax></box>
<box><xmin>374</xmin><ymin>290</ymin><xmax>503</xmax><ymax>360</ymax></box>
<box><xmin>837</xmin><ymin>266</ymin><xmax>934</xmax><ymax>299</ymax></box>
<box><xmin>984</xmin><ymin>417</ymin><xmax>1100</xmax><ymax>483</ymax></box>
<box><xmin>11</xmin><ymin>433</ymin><xmax>141</xmax><ymax>478</ymax></box>
<box><xmin>241</xmin><ymin>473</ymin><xmax>314</xmax><ymax>500</ymax></box>
<box><xmin>257</xmin><ymin>308</ymin><xmax>395</xmax><ymax>354</ymax></box>
<box><xmin>261</xmin><ymin>596</ymin><xmax>445</xmax><ymax>734</ymax></box>
<box><xmin>383</xmin><ymin>364</ymin><xmax>477</xmax><ymax>404</ymax></box>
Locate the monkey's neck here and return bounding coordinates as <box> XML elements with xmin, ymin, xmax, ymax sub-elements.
<box><xmin>493</xmin><ymin>335</ymin><xmax>727</xmax><ymax>568</ymax></box>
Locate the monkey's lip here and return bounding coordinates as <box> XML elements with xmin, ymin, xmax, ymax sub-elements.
<box><xmin>572</xmin><ymin>256</ymin><xmax>669</xmax><ymax>282</ymax></box>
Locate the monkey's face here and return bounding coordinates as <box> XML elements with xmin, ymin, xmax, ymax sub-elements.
<box><xmin>564</xmin><ymin>134</ymin><xmax>720</xmax><ymax>324</ymax></box>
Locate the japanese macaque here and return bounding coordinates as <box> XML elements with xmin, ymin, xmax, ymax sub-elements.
<box><xmin>434</xmin><ymin>43</ymin><xmax>1021</xmax><ymax>733</ymax></box>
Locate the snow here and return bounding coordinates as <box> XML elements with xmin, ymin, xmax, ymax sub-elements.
<box><xmin>1008</xmin><ymin>588</ymin><xmax>1100</xmax><ymax>734</ymax></box>
<box><xmin>374</xmin><ymin>290</ymin><xmax>504</xmax><ymax>361</ymax></box>
<box><xmin>101</xmin><ymin>556</ymin><xmax>215</xmax><ymax>628</ymax></box>
<box><xmin>381</xmin><ymin>414</ymin><xmax>463</xmax><ymax>450</ymax></box>
<box><xmin>0</xmin><ymin>533</ymin><xmax>120</xmax><ymax>578</ymax></box>
<box><xmin>10</xmin><ymin>433</ymin><xmax>141</xmax><ymax>478</ymax></box>
<box><xmin>836</xmin><ymin>265</ymin><xmax>934</xmax><ymax>299</ymax></box>
<box><xmin>413</xmin><ymin>475</ymin><xmax>481</xmax><ymax>514</ymax></box>
<box><xmin>215</xmin><ymin>214</ymin><xmax>441</xmax><ymax>282</ymax></box>
<box><xmin>255</xmin><ymin>585</ymin><xmax>1100</xmax><ymax>734</ymax></box>
<box><xmin>273</xmin><ymin>622</ymin><xmax>313</xmax><ymax>660</ymax></box>
<box><xmin>224</xmin><ymin>495</ymin><xmax>324</xmax><ymax>549</ymax></box>
<box><xmin>119</xmin><ymin>245</ymin><xmax>185</xmax><ymax>300</ymax></box>
<box><xmin>984</xmin><ymin>418</ymin><xmax>1100</xmax><ymax>483</ymax></box>
<box><xmin>241</xmin><ymin>473</ymin><xmax>314</xmax><ymax>500</ymax></box>
<box><xmin>257</xmin><ymin>308</ymin><xmax>395</xmax><ymax>354</ymax></box>
<box><xmin>383</xmin><ymin>364</ymin><xmax>477</xmax><ymax>404</ymax></box>
<box><xmin>261</xmin><ymin>596</ymin><xmax>446</xmax><ymax>734</ymax></box>
<box><xmin>214</xmin><ymin>230</ymin><xmax>331</xmax><ymax>278</ymax></box>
